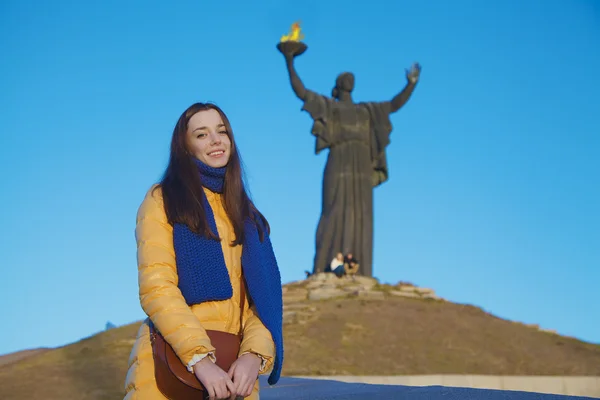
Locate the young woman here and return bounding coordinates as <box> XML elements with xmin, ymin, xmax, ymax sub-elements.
<box><xmin>329</xmin><ymin>252</ymin><xmax>345</xmax><ymax>278</ymax></box>
<box><xmin>124</xmin><ymin>103</ymin><xmax>283</xmax><ymax>400</ymax></box>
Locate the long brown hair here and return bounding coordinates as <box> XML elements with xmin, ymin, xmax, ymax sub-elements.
<box><xmin>156</xmin><ymin>102</ymin><xmax>269</xmax><ymax>245</ymax></box>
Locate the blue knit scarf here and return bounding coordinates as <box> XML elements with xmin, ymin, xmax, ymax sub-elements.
<box><xmin>172</xmin><ymin>159</ymin><xmax>283</xmax><ymax>385</ymax></box>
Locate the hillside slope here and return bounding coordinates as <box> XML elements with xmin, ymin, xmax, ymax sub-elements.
<box><xmin>1</xmin><ymin>275</ymin><xmax>598</xmax><ymax>400</ymax></box>
<box><xmin>0</xmin><ymin>348</ymin><xmax>50</xmax><ymax>367</ymax></box>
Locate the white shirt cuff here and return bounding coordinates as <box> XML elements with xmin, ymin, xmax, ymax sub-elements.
<box><xmin>186</xmin><ymin>352</ymin><xmax>216</xmax><ymax>372</ymax></box>
<box><xmin>240</xmin><ymin>351</ymin><xmax>269</xmax><ymax>373</ymax></box>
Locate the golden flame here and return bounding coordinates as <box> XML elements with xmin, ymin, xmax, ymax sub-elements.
<box><xmin>280</xmin><ymin>21</ymin><xmax>304</xmax><ymax>42</ymax></box>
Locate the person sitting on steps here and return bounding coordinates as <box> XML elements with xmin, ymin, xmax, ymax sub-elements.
<box><xmin>329</xmin><ymin>252</ymin><xmax>346</xmax><ymax>278</ymax></box>
<box><xmin>344</xmin><ymin>252</ymin><xmax>360</xmax><ymax>279</ymax></box>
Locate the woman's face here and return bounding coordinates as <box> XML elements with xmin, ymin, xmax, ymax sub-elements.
<box><xmin>186</xmin><ymin>109</ymin><xmax>232</xmax><ymax>168</ymax></box>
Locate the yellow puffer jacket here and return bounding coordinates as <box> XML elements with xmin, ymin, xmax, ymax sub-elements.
<box><xmin>124</xmin><ymin>186</ymin><xmax>275</xmax><ymax>400</ymax></box>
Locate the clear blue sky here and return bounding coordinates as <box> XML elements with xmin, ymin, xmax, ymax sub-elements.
<box><xmin>1</xmin><ymin>0</ymin><xmax>598</xmax><ymax>356</ymax></box>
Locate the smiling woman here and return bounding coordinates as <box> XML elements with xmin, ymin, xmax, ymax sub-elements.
<box><xmin>123</xmin><ymin>103</ymin><xmax>284</xmax><ymax>400</ymax></box>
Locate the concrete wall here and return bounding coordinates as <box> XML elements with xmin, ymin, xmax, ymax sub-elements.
<box><xmin>291</xmin><ymin>375</ymin><xmax>600</xmax><ymax>398</ymax></box>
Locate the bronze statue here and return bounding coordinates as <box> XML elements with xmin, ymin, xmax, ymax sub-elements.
<box><xmin>277</xmin><ymin>28</ymin><xmax>420</xmax><ymax>277</ymax></box>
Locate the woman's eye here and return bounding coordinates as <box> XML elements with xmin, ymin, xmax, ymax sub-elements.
<box><xmin>197</xmin><ymin>133</ymin><xmax>207</xmax><ymax>138</ymax></box>
<box><xmin>218</xmin><ymin>131</ymin><xmax>228</xmax><ymax>135</ymax></box>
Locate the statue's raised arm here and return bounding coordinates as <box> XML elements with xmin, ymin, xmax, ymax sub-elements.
<box><xmin>278</xmin><ymin>41</ymin><xmax>309</xmax><ymax>101</ymax></box>
<box><xmin>390</xmin><ymin>63</ymin><xmax>421</xmax><ymax>113</ymax></box>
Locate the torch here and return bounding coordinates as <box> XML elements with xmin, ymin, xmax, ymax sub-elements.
<box><xmin>276</xmin><ymin>21</ymin><xmax>307</xmax><ymax>57</ymax></box>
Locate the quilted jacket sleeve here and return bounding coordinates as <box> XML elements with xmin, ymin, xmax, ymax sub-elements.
<box><xmin>136</xmin><ymin>186</ymin><xmax>215</xmax><ymax>368</ymax></box>
<box><xmin>239</xmin><ymin>303</ymin><xmax>276</xmax><ymax>374</ymax></box>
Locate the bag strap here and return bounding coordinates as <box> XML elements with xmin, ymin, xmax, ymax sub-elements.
<box><xmin>239</xmin><ymin>274</ymin><xmax>247</xmax><ymax>335</ymax></box>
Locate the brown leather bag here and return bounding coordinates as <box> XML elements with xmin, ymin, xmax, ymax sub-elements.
<box><xmin>149</xmin><ymin>279</ymin><xmax>247</xmax><ymax>400</ymax></box>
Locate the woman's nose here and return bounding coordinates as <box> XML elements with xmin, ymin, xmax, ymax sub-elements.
<box><xmin>210</xmin><ymin>132</ymin><xmax>222</xmax><ymax>144</ymax></box>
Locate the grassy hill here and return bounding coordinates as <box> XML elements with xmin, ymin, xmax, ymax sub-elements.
<box><xmin>1</xmin><ymin>275</ymin><xmax>599</xmax><ymax>400</ymax></box>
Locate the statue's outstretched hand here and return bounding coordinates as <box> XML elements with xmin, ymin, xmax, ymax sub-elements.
<box><xmin>406</xmin><ymin>62</ymin><xmax>421</xmax><ymax>84</ymax></box>
<box><xmin>277</xmin><ymin>41</ymin><xmax>307</xmax><ymax>61</ymax></box>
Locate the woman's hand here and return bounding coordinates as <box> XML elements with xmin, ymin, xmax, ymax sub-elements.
<box><xmin>193</xmin><ymin>357</ymin><xmax>236</xmax><ymax>400</ymax></box>
<box><xmin>227</xmin><ymin>353</ymin><xmax>262</xmax><ymax>398</ymax></box>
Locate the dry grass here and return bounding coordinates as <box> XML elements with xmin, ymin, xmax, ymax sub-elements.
<box><xmin>0</xmin><ymin>348</ymin><xmax>50</xmax><ymax>367</ymax></box>
<box><xmin>0</xmin><ymin>323</ymin><xmax>140</xmax><ymax>400</ymax></box>
<box><xmin>282</xmin><ymin>297</ymin><xmax>600</xmax><ymax>376</ymax></box>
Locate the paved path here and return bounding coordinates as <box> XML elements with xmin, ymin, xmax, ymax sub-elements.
<box><xmin>260</xmin><ymin>377</ymin><xmax>597</xmax><ymax>400</ymax></box>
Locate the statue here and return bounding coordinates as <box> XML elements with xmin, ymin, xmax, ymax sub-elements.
<box><xmin>277</xmin><ymin>23</ymin><xmax>421</xmax><ymax>277</ymax></box>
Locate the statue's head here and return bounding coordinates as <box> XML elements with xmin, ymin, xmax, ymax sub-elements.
<box><xmin>331</xmin><ymin>72</ymin><xmax>355</xmax><ymax>99</ymax></box>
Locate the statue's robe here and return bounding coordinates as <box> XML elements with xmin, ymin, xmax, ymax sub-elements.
<box><xmin>302</xmin><ymin>90</ymin><xmax>394</xmax><ymax>277</ymax></box>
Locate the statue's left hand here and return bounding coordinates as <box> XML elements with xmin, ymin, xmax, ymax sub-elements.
<box><xmin>406</xmin><ymin>62</ymin><xmax>421</xmax><ymax>84</ymax></box>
